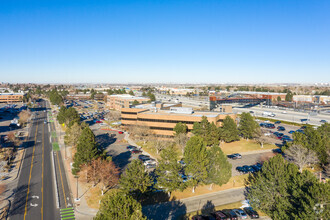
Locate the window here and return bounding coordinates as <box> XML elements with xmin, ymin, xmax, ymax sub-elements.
<box><xmin>137</xmin><ymin>118</ymin><xmax>196</xmax><ymax>124</ymax></box>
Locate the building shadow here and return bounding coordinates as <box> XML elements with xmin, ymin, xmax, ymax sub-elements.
<box><xmin>96</xmin><ymin>133</ymin><xmax>117</xmax><ymax>150</ymax></box>
<box><xmin>109</xmin><ymin>151</ymin><xmax>132</xmax><ymax>171</ymax></box>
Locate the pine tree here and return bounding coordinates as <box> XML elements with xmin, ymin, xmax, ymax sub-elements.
<box><xmin>72</xmin><ymin>126</ymin><xmax>99</xmax><ymax>174</ymax></box>
<box><xmin>95</xmin><ymin>191</ymin><xmax>146</xmax><ymax>220</ymax></box>
<box><xmin>119</xmin><ymin>160</ymin><xmax>152</xmax><ymax>200</ymax></box>
<box><xmin>173</xmin><ymin>122</ymin><xmax>188</xmax><ymax>136</ymax></box>
<box><xmin>220</xmin><ymin>116</ymin><xmax>239</xmax><ymax>143</ymax></box>
<box><xmin>238</xmin><ymin>112</ymin><xmax>259</xmax><ymax>139</ymax></box>
<box><xmin>206</xmin><ymin>145</ymin><xmax>232</xmax><ymax>189</ymax></box>
<box><xmin>183</xmin><ymin>136</ymin><xmax>209</xmax><ymax>193</ymax></box>
<box><xmin>155</xmin><ymin>146</ymin><xmax>185</xmax><ymax>196</ymax></box>
<box><xmin>192</xmin><ymin>116</ymin><xmax>219</xmax><ymax>146</ymax></box>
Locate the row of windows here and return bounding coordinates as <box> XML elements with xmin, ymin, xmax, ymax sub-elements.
<box><xmin>121</xmin><ymin>118</ymin><xmax>137</xmax><ymax>121</ymax></box>
<box><xmin>121</xmin><ymin>111</ymin><xmax>138</xmax><ymax>115</ymax></box>
<box><xmin>137</xmin><ymin>118</ymin><xmax>196</xmax><ymax>124</ymax></box>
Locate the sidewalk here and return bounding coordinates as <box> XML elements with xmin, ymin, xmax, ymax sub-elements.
<box><xmin>50</xmin><ymin>105</ymin><xmax>98</xmax><ymax>220</ymax></box>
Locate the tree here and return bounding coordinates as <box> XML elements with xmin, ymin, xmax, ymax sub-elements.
<box><xmin>142</xmin><ymin>91</ymin><xmax>147</xmax><ymax>97</ymax></box>
<box><xmin>119</xmin><ymin>160</ymin><xmax>152</xmax><ymax>199</ymax></box>
<box><xmin>277</xmin><ymin>96</ymin><xmax>281</xmax><ymax>102</ymax></box>
<box><xmin>192</xmin><ymin>116</ymin><xmax>219</xmax><ymax>146</ymax></box>
<box><xmin>72</xmin><ymin>126</ymin><xmax>99</xmax><ymax>174</ymax></box>
<box><xmin>153</xmin><ymin>139</ymin><xmax>169</xmax><ymax>154</ymax></box>
<box><xmin>206</xmin><ymin>145</ymin><xmax>231</xmax><ymax>190</ymax></box>
<box><xmin>246</xmin><ymin>155</ymin><xmax>330</xmax><ymax>219</ymax></box>
<box><xmin>284</xmin><ymin>144</ymin><xmax>319</xmax><ymax>172</ymax></box>
<box><xmin>95</xmin><ymin>191</ymin><xmax>146</xmax><ymax>220</ymax></box>
<box><xmin>174</xmin><ymin>133</ymin><xmax>189</xmax><ymax>154</ymax></box>
<box><xmin>238</xmin><ymin>112</ymin><xmax>259</xmax><ymax>139</ymax></box>
<box><xmin>184</xmin><ymin>136</ymin><xmax>209</xmax><ymax>193</ymax></box>
<box><xmin>105</xmin><ymin>110</ymin><xmax>121</xmax><ymax>121</ymax></box>
<box><xmin>99</xmin><ymin>158</ymin><xmax>120</xmax><ymax>195</ymax></box>
<box><xmin>255</xmin><ymin>134</ymin><xmax>269</xmax><ymax>148</ymax></box>
<box><xmin>220</xmin><ymin>116</ymin><xmax>239</xmax><ymax>143</ymax></box>
<box><xmin>285</xmin><ymin>91</ymin><xmax>293</xmax><ymax>102</ymax></box>
<box><xmin>129</xmin><ymin>90</ymin><xmax>135</xmax><ymax>96</ymax></box>
<box><xmin>64</xmin><ymin>122</ymin><xmax>84</xmax><ymax>148</ymax></box>
<box><xmin>86</xmin><ymin>157</ymin><xmax>102</xmax><ymax>186</ymax></box>
<box><xmin>18</xmin><ymin>110</ymin><xmax>31</xmax><ymax>127</ymax></box>
<box><xmin>132</xmin><ymin>100</ymin><xmax>139</xmax><ymax>106</ymax></box>
<box><xmin>156</xmin><ymin>146</ymin><xmax>184</xmax><ymax>196</ymax></box>
<box><xmin>173</xmin><ymin>122</ymin><xmax>188</xmax><ymax>136</ymax></box>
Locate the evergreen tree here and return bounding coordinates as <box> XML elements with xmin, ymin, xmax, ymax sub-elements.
<box><xmin>238</xmin><ymin>112</ymin><xmax>259</xmax><ymax>139</ymax></box>
<box><xmin>247</xmin><ymin>155</ymin><xmax>330</xmax><ymax>219</ymax></box>
<box><xmin>132</xmin><ymin>100</ymin><xmax>139</xmax><ymax>106</ymax></box>
<box><xmin>72</xmin><ymin>126</ymin><xmax>99</xmax><ymax>174</ymax></box>
<box><xmin>142</xmin><ymin>91</ymin><xmax>147</xmax><ymax>97</ymax></box>
<box><xmin>220</xmin><ymin>116</ymin><xmax>239</xmax><ymax>143</ymax></box>
<box><xmin>192</xmin><ymin>116</ymin><xmax>219</xmax><ymax>146</ymax></box>
<box><xmin>206</xmin><ymin>145</ymin><xmax>232</xmax><ymax>189</ymax></box>
<box><xmin>129</xmin><ymin>90</ymin><xmax>135</xmax><ymax>96</ymax></box>
<box><xmin>173</xmin><ymin>122</ymin><xmax>188</xmax><ymax>136</ymax></box>
<box><xmin>95</xmin><ymin>191</ymin><xmax>146</xmax><ymax>220</ymax></box>
<box><xmin>183</xmin><ymin>136</ymin><xmax>209</xmax><ymax>193</ymax></box>
<box><xmin>120</xmin><ymin>160</ymin><xmax>152</xmax><ymax>200</ymax></box>
<box><xmin>155</xmin><ymin>146</ymin><xmax>185</xmax><ymax>196</ymax></box>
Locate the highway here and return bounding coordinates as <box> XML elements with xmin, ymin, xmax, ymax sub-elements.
<box><xmin>233</xmin><ymin>106</ymin><xmax>330</xmax><ymax>126</ymax></box>
<box><xmin>9</xmin><ymin>100</ymin><xmax>73</xmax><ymax>220</ymax></box>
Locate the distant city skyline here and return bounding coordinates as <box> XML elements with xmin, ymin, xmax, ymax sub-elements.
<box><xmin>1</xmin><ymin>0</ymin><xmax>330</xmax><ymax>84</ymax></box>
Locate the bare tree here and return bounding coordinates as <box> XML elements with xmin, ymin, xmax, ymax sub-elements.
<box><xmin>64</xmin><ymin>122</ymin><xmax>82</xmax><ymax>148</ymax></box>
<box><xmin>18</xmin><ymin>110</ymin><xmax>31</xmax><ymax>127</ymax></box>
<box><xmin>153</xmin><ymin>138</ymin><xmax>171</xmax><ymax>154</ymax></box>
<box><xmin>174</xmin><ymin>133</ymin><xmax>189</xmax><ymax>154</ymax></box>
<box><xmin>284</xmin><ymin>145</ymin><xmax>319</xmax><ymax>172</ymax></box>
<box><xmin>99</xmin><ymin>159</ymin><xmax>120</xmax><ymax>195</ymax></box>
<box><xmin>128</xmin><ymin>124</ymin><xmax>152</xmax><ymax>144</ymax></box>
<box><xmin>255</xmin><ymin>135</ymin><xmax>269</xmax><ymax>148</ymax></box>
<box><xmin>7</xmin><ymin>132</ymin><xmax>21</xmax><ymax>148</ymax></box>
<box><xmin>105</xmin><ymin>110</ymin><xmax>121</xmax><ymax>121</ymax></box>
<box><xmin>86</xmin><ymin>158</ymin><xmax>102</xmax><ymax>186</ymax></box>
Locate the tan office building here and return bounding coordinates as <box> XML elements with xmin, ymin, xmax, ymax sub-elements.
<box><xmin>0</xmin><ymin>93</ymin><xmax>25</xmax><ymax>103</ymax></box>
<box><xmin>121</xmin><ymin>106</ymin><xmax>236</xmax><ymax>136</ymax></box>
<box><xmin>107</xmin><ymin>94</ymin><xmax>150</xmax><ymax>111</ymax></box>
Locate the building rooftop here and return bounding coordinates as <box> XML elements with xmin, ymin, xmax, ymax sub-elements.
<box><xmin>109</xmin><ymin>94</ymin><xmax>149</xmax><ymax>100</ymax></box>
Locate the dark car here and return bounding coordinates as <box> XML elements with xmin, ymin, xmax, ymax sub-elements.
<box><xmin>126</xmin><ymin>146</ymin><xmax>136</xmax><ymax>151</ymax></box>
<box><xmin>288</xmin><ymin>130</ymin><xmax>295</xmax><ymax>134</ymax></box>
<box><xmin>251</xmin><ymin>165</ymin><xmax>261</xmax><ymax>172</ymax></box>
<box><xmin>211</xmin><ymin>211</ymin><xmax>230</xmax><ymax>220</ymax></box>
<box><xmin>243</xmin><ymin>207</ymin><xmax>259</xmax><ymax>219</ymax></box>
<box><xmin>192</xmin><ymin>215</ymin><xmax>215</xmax><ymax>220</ymax></box>
<box><xmin>227</xmin><ymin>153</ymin><xmax>242</xmax><ymax>160</ymax></box>
<box><xmin>274</xmin><ymin>121</ymin><xmax>281</xmax><ymax>124</ymax></box>
<box><xmin>277</xmin><ymin>126</ymin><xmax>285</xmax><ymax>131</ymax></box>
<box><xmin>222</xmin><ymin>209</ymin><xmax>238</xmax><ymax>220</ymax></box>
<box><xmin>273</xmin><ymin>131</ymin><xmax>279</xmax><ymax>136</ymax></box>
<box><xmin>273</xmin><ymin>148</ymin><xmax>283</xmax><ymax>154</ymax></box>
<box><xmin>320</xmin><ymin>120</ymin><xmax>327</xmax><ymax>123</ymax></box>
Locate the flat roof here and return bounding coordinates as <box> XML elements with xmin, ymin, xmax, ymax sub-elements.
<box><xmin>109</xmin><ymin>94</ymin><xmax>149</xmax><ymax>100</ymax></box>
<box><xmin>0</xmin><ymin>93</ymin><xmax>24</xmax><ymax>96</ymax></box>
<box><xmin>143</xmin><ymin>109</ymin><xmax>231</xmax><ymax>117</ymax></box>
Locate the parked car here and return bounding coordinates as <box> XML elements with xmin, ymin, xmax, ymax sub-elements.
<box><xmin>211</xmin><ymin>211</ymin><xmax>230</xmax><ymax>220</ymax></box>
<box><xmin>192</xmin><ymin>215</ymin><xmax>215</xmax><ymax>220</ymax></box>
<box><xmin>146</xmin><ymin>163</ymin><xmax>156</xmax><ymax>169</ymax></box>
<box><xmin>288</xmin><ymin>130</ymin><xmax>295</xmax><ymax>134</ymax></box>
<box><xmin>132</xmin><ymin>150</ymin><xmax>142</xmax><ymax>154</ymax></box>
<box><xmin>118</xmin><ymin>131</ymin><xmax>123</xmax><ymax>134</ymax></box>
<box><xmin>126</xmin><ymin>146</ymin><xmax>136</xmax><ymax>151</ymax></box>
<box><xmin>222</xmin><ymin>209</ymin><xmax>238</xmax><ymax>220</ymax></box>
<box><xmin>232</xmin><ymin>209</ymin><xmax>248</xmax><ymax>219</ymax></box>
<box><xmin>277</xmin><ymin>126</ymin><xmax>285</xmax><ymax>131</ymax></box>
<box><xmin>227</xmin><ymin>153</ymin><xmax>242</xmax><ymax>160</ymax></box>
<box><xmin>274</xmin><ymin>121</ymin><xmax>281</xmax><ymax>124</ymax></box>
<box><xmin>320</xmin><ymin>120</ymin><xmax>327</xmax><ymax>123</ymax></box>
<box><xmin>243</xmin><ymin>207</ymin><xmax>259</xmax><ymax>219</ymax></box>
<box><xmin>249</xmin><ymin>111</ymin><xmax>254</xmax><ymax>114</ymax></box>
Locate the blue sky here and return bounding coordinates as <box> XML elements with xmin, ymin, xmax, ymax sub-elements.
<box><xmin>0</xmin><ymin>0</ymin><xmax>329</xmax><ymax>84</ymax></box>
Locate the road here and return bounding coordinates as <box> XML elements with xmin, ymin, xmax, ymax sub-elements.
<box><xmin>142</xmin><ymin>188</ymin><xmax>245</xmax><ymax>220</ymax></box>
<box><xmin>9</xmin><ymin>100</ymin><xmax>73</xmax><ymax>220</ymax></box>
<box><xmin>233</xmin><ymin>106</ymin><xmax>330</xmax><ymax>126</ymax></box>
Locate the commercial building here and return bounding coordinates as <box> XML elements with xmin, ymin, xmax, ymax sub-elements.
<box><xmin>107</xmin><ymin>94</ymin><xmax>150</xmax><ymax>111</ymax></box>
<box><xmin>0</xmin><ymin>93</ymin><xmax>25</xmax><ymax>103</ymax></box>
<box><xmin>121</xmin><ymin>105</ymin><xmax>236</xmax><ymax>136</ymax></box>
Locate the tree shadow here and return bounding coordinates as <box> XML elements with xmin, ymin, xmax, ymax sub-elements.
<box><xmin>142</xmin><ymin>199</ymin><xmax>187</xmax><ymax>220</ymax></box>
<box><xmin>9</xmin><ymin>183</ymin><xmax>34</xmax><ymax>216</ymax></box>
<box><xmin>109</xmin><ymin>151</ymin><xmax>131</xmax><ymax>171</ymax></box>
<box><xmin>96</xmin><ymin>133</ymin><xmax>117</xmax><ymax>150</ymax></box>
<box><xmin>200</xmin><ymin>200</ymin><xmax>215</xmax><ymax>215</ymax></box>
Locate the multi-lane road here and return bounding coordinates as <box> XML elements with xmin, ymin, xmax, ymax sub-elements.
<box><xmin>9</xmin><ymin>100</ymin><xmax>72</xmax><ymax>220</ymax></box>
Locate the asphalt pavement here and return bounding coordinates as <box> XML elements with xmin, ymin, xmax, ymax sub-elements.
<box><xmin>9</xmin><ymin>100</ymin><xmax>72</xmax><ymax>220</ymax></box>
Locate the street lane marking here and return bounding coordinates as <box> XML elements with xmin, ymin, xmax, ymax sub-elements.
<box><xmin>23</xmin><ymin>123</ymin><xmax>38</xmax><ymax>220</ymax></box>
<box><xmin>57</xmin><ymin>152</ymin><xmax>67</xmax><ymax>208</ymax></box>
<box><xmin>60</xmin><ymin>207</ymin><xmax>75</xmax><ymax>220</ymax></box>
<box><xmin>41</xmin><ymin>122</ymin><xmax>44</xmax><ymax>220</ymax></box>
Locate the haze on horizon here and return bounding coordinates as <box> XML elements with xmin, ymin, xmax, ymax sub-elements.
<box><xmin>0</xmin><ymin>0</ymin><xmax>330</xmax><ymax>84</ymax></box>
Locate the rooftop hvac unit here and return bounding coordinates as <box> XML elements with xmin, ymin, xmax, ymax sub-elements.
<box><xmin>169</xmin><ymin>107</ymin><xmax>193</xmax><ymax>114</ymax></box>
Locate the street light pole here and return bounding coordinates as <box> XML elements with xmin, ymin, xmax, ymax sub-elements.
<box><xmin>74</xmin><ymin>175</ymin><xmax>80</xmax><ymax>202</ymax></box>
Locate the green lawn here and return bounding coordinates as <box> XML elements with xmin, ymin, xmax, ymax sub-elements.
<box><xmin>220</xmin><ymin>139</ymin><xmax>276</xmax><ymax>155</ymax></box>
<box><xmin>51</xmin><ymin>131</ymin><xmax>57</xmax><ymax>138</ymax></box>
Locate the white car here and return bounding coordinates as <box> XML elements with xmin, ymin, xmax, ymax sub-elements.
<box><xmin>282</xmin><ymin>111</ymin><xmax>287</xmax><ymax>114</ymax></box>
<box><xmin>144</xmin><ymin>160</ymin><xmax>156</xmax><ymax>166</ymax></box>
<box><xmin>264</xmin><ymin>133</ymin><xmax>271</xmax><ymax>136</ymax></box>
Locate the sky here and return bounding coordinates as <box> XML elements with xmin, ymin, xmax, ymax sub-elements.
<box><xmin>0</xmin><ymin>0</ymin><xmax>330</xmax><ymax>84</ymax></box>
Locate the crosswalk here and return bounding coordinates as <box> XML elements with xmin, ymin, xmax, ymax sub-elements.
<box><xmin>60</xmin><ymin>207</ymin><xmax>75</xmax><ymax>220</ymax></box>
